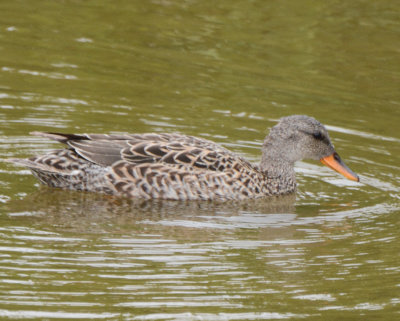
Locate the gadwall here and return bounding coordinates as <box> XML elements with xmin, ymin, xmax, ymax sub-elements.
<box><xmin>7</xmin><ymin>115</ymin><xmax>359</xmax><ymax>200</ymax></box>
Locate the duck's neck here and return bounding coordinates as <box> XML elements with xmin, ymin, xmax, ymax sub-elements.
<box><xmin>261</xmin><ymin>153</ymin><xmax>296</xmax><ymax>180</ymax></box>
<box><xmin>259</xmin><ymin>140</ymin><xmax>297</xmax><ymax>194</ymax></box>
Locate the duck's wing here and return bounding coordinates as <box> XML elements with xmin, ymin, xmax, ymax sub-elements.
<box><xmin>30</xmin><ymin>132</ymin><xmax>130</xmax><ymax>167</ymax></box>
<box><xmin>30</xmin><ymin>132</ymin><xmax>246</xmax><ymax>172</ymax></box>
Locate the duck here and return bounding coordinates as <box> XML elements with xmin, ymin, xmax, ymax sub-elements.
<box><xmin>7</xmin><ymin>115</ymin><xmax>359</xmax><ymax>200</ymax></box>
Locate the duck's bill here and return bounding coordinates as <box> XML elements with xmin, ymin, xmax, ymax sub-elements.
<box><xmin>320</xmin><ymin>152</ymin><xmax>359</xmax><ymax>182</ymax></box>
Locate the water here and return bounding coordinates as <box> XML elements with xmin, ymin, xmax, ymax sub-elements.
<box><xmin>1</xmin><ymin>0</ymin><xmax>399</xmax><ymax>320</ymax></box>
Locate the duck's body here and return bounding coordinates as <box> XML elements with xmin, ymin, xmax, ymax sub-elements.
<box><xmin>7</xmin><ymin>115</ymin><xmax>359</xmax><ymax>200</ymax></box>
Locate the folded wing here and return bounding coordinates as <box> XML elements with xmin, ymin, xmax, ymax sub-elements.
<box><xmin>31</xmin><ymin>132</ymin><xmax>246</xmax><ymax>173</ymax></box>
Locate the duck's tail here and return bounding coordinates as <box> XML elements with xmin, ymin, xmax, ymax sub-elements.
<box><xmin>29</xmin><ymin>131</ymin><xmax>88</xmax><ymax>144</ymax></box>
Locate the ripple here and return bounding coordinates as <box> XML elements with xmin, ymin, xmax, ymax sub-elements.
<box><xmin>2</xmin><ymin>66</ymin><xmax>77</xmax><ymax>80</ymax></box>
<box><xmin>130</xmin><ymin>312</ymin><xmax>304</xmax><ymax>320</ymax></box>
<box><xmin>0</xmin><ymin>310</ymin><xmax>117</xmax><ymax>319</ymax></box>
<box><xmin>326</xmin><ymin>125</ymin><xmax>400</xmax><ymax>143</ymax></box>
<box><xmin>293</xmin><ymin>293</ymin><xmax>336</xmax><ymax>301</ymax></box>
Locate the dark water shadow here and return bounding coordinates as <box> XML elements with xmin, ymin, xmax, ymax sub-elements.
<box><xmin>3</xmin><ymin>187</ymin><xmax>298</xmax><ymax>236</ymax></box>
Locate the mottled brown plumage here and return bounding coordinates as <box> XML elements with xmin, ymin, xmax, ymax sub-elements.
<box><xmin>6</xmin><ymin>115</ymin><xmax>359</xmax><ymax>200</ymax></box>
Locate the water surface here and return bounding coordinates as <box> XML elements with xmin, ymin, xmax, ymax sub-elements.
<box><xmin>0</xmin><ymin>1</ymin><xmax>399</xmax><ymax>320</ymax></box>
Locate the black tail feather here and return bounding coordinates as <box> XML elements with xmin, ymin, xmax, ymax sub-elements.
<box><xmin>30</xmin><ymin>132</ymin><xmax>89</xmax><ymax>144</ymax></box>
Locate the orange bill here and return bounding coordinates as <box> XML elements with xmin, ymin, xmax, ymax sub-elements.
<box><xmin>320</xmin><ymin>152</ymin><xmax>359</xmax><ymax>182</ymax></box>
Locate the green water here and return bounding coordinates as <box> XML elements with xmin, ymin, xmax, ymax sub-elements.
<box><xmin>1</xmin><ymin>0</ymin><xmax>399</xmax><ymax>320</ymax></box>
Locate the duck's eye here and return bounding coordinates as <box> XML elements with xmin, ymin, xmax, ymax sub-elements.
<box><xmin>312</xmin><ymin>132</ymin><xmax>324</xmax><ymax>140</ymax></box>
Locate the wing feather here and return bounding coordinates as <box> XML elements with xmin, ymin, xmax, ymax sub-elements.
<box><xmin>29</xmin><ymin>131</ymin><xmax>247</xmax><ymax>173</ymax></box>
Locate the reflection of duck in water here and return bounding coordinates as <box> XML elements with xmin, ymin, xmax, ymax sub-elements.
<box><xmin>7</xmin><ymin>115</ymin><xmax>359</xmax><ymax>200</ymax></box>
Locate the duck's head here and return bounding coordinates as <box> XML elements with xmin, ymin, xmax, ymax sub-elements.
<box><xmin>262</xmin><ymin>115</ymin><xmax>359</xmax><ymax>182</ymax></box>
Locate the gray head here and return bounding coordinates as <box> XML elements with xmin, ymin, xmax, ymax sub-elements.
<box><xmin>264</xmin><ymin>115</ymin><xmax>334</xmax><ymax>162</ymax></box>
<box><xmin>261</xmin><ymin>115</ymin><xmax>359</xmax><ymax>181</ymax></box>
